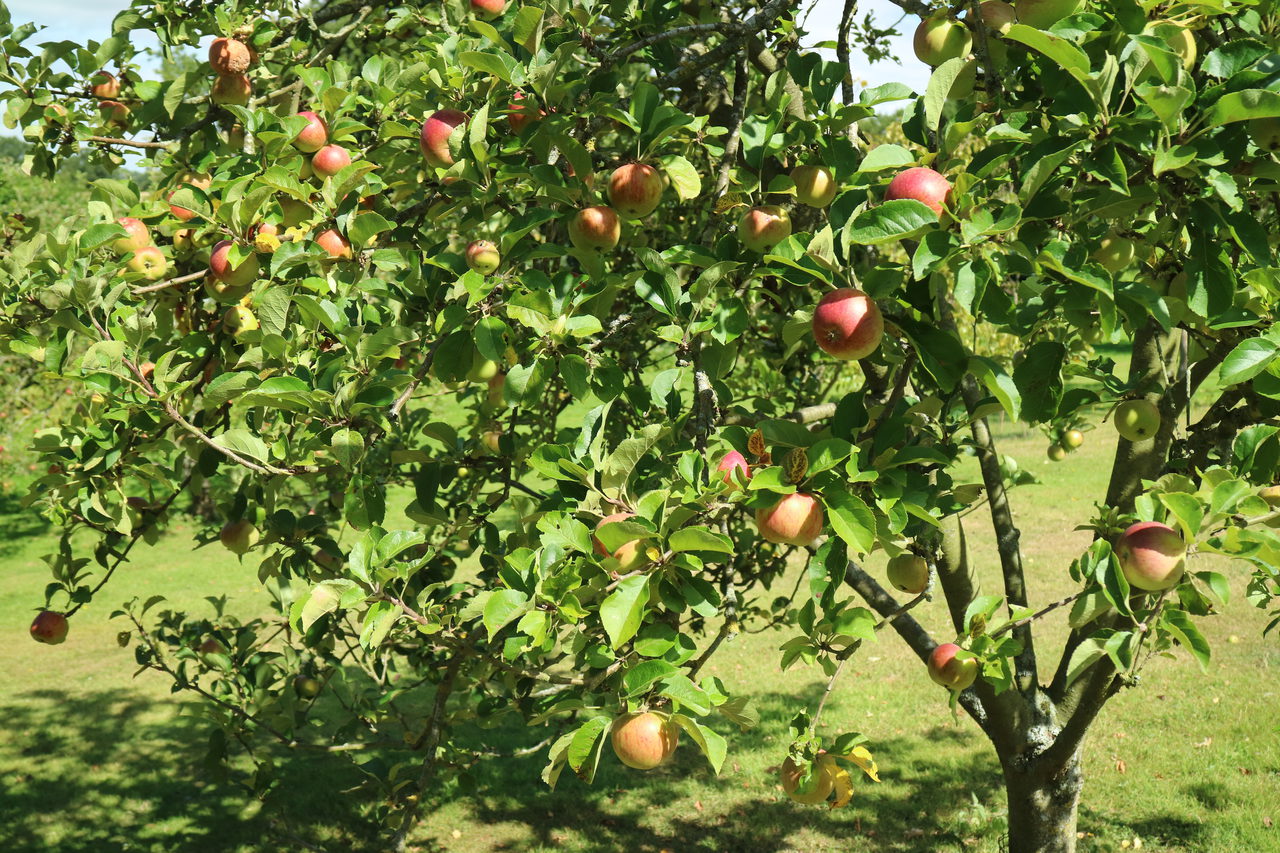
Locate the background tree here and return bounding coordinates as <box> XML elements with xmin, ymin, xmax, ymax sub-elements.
<box><xmin>2</xmin><ymin>0</ymin><xmax>1279</xmax><ymax>851</ymax></box>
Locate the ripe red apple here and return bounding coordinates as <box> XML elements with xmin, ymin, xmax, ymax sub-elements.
<box><xmin>471</xmin><ymin>0</ymin><xmax>506</xmax><ymax>19</ymax></box>
<box><xmin>1115</xmin><ymin>521</ymin><xmax>1185</xmax><ymax>591</ymax></box>
<box><xmin>209</xmin><ymin>240</ymin><xmax>261</xmax><ymax>287</ymax></box>
<box><xmin>168</xmin><ymin>174</ymin><xmax>211</xmax><ymax>221</ymax></box>
<box><xmin>594</xmin><ymin>511</ymin><xmax>649</xmax><ymax>571</ymax></box>
<box><xmin>211</xmin><ymin>73</ymin><xmax>252</xmax><ymax>107</ymax></box>
<box><xmin>974</xmin><ymin>0</ymin><xmax>1016</xmax><ymax>34</ymax></box>
<box><xmin>812</xmin><ymin>288</ymin><xmax>884</xmax><ymax>360</ymax></box>
<box><xmin>1015</xmin><ymin>0</ymin><xmax>1080</xmax><ymax>28</ymax></box>
<box><xmin>311</xmin><ymin>144</ymin><xmax>351</xmax><ymax>178</ymax></box>
<box><xmin>1248</xmin><ymin>117</ymin><xmax>1280</xmax><ymax>153</ymax></box>
<box><xmin>1113</xmin><ymin>399</ymin><xmax>1160</xmax><ymax>442</ymax></box>
<box><xmin>208</xmin><ymin>37</ymin><xmax>252</xmax><ymax>74</ymax></box>
<box><xmin>220</xmin><ymin>519</ymin><xmax>259</xmax><ymax>555</ymax></box>
<box><xmin>608</xmin><ymin>163</ymin><xmax>664</xmax><ymax>219</ymax></box>
<box><xmin>128</xmin><ymin>246</ymin><xmax>168</xmax><ymax>280</ymax></box>
<box><xmin>568</xmin><ymin>205</ymin><xmax>621</xmax><ymax>251</ymax></box>
<box><xmin>790</xmin><ymin>165</ymin><xmax>838</xmax><ymax>208</ymax></box>
<box><xmin>780</xmin><ymin>754</ymin><xmax>837</xmax><ymax>804</ymax></box>
<box><xmin>914</xmin><ymin>15</ymin><xmax>972</xmax><ymax>66</ymax></box>
<box><xmin>507</xmin><ymin>92</ymin><xmax>544</xmax><ymax>134</ymax></box>
<box><xmin>928</xmin><ymin>643</ymin><xmax>978</xmax><ymax>690</ymax></box>
<box><xmin>886</xmin><ymin>553</ymin><xmax>929</xmax><ymax>595</ymax></box>
<box><xmin>293</xmin><ymin>110</ymin><xmax>329</xmax><ymax>153</ymax></box>
<box><xmin>466</xmin><ymin>239</ymin><xmax>501</xmax><ymax>275</ymax></box>
<box><xmin>89</xmin><ymin>70</ymin><xmax>120</xmax><ymax>99</ymax></box>
<box><xmin>315</xmin><ymin>228</ymin><xmax>353</xmax><ymax>259</ymax></box>
<box><xmin>420</xmin><ymin>109</ymin><xmax>468</xmax><ymax>168</ymax></box>
<box><xmin>611</xmin><ymin>712</ymin><xmax>679</xmax><ymax>770</ymax></box>
<box><xmin>30</xmin><ymin>610</ymin><xmax>69</xmax><ymax>645</ymax></box>
<box><xmin>885</xmin><ymin>167</ymin><xmax>952</xmax><ymax>215</ymax></box>
<box><xmin>114</xmin><ymin>217</ymin><xmax>151</xmax><ymax>255</ymax></box>
<box><xmin>739</xmin><ymin>205</ymin><xmax>792</xmax><ymax>252</ymax></box>
<box><xmin>716</xmin><ymin>450</ymin><xmax>751</xmax><ymax>488</ymax></box>
<box><xmin>98</xmin><ymin>100</ymin><xmax>131</xmax><ymax>129</ymax></box>
<box><xmin>756</xmin><ymin>492</ymin><xmax>824</xmax><ymax>546</ymax></box>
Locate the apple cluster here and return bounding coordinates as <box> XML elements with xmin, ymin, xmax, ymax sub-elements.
<box><xmin>208</xmin><ymin>36</ymin><xmax>255</xmax><ymax>108</ymax></box>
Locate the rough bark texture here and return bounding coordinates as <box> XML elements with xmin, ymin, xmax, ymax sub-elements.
<box><xmin>1002</xmin><ymin>750</ymin><xmax>1084</xmax><ymax>853</ymax></box>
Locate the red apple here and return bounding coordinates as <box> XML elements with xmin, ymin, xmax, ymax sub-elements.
<box><xmin>209</xmin><ymin>240</ymin><xmax>261</xmax><ymax>287</ymax></box>
<box><xmin>30</xmin><ymin>610</ymin><xmax>69</xmax><ymax>645</ymax></box>
<box><xmin>608</xmin><ymin>163</ymin><xmax>664</xmax><ymax>219</ymax></box>
<box><xmin>791</xmin><ymin>165</ymin><xmax>838</xmax><ymax>208</ymax></box>
<box><xmin>128</xmin><ymin>246</ymin><xmax>168</xmax><ymax>280</ymax></box>
<box><xmin>114</xmin><ymin>217</ymin><xmax>151</xmax><ymax>255</ymax></box>
<box><xmin>716</xmin><ymin>450</ymin><xmax>751</xmax><ymax>488</ymax></box>
<box><xmin>812</xmin><ymin>288</ymin><xmax>884</xmax><ymax>360</ymax></box>
<box><xmin>1115</xmin><ymin>521</ymin><xmax>1185</xmax><ymax>591</ymax></box>
<box><xmin>594</xmin><ymin>511</ymin><xmax>648</xmax><ymax>571</ymax></box>
<box><xmin>315</xmin><ymin>228</ymin><xmax>353</xmax><ymax>259</ymax></box>
<box><xmin>507</xmin><ymin>92</ymin><xmax>544</xmax><ymax>134</ymax></box>
<box><xmin>471</xmin><ymin>0</ymin><xmax>506</xmax><ymax>18</ymax></box>
<box><xmin>168</xmin><ymin>175</ymin><xmax>211</xmax><ymax>221</ymax></box>
<box><xmin>611</xmin><ymin>712</ymin><xmax>679</xmax><ymax>770</ymax></box>
<box><xmin>568</xmin><ymin>205</ymin><xmax>621</xmax><ymax>251</ymax></box>
<box><xmin>211</xmin><ymin>73</ymin><xmax>252</xmax><ymax>107</ymax></box>
<box><xmin>208</xmin><ymin>37</ymin><xmax>252</xmax><ymax>74</ymax></box>
<box><xmin>465</xmin><ymin>239</ymin><xmax>501</xmax><ymax>275</ymax></box>
<box><xmin>293</xmin><ymin>110</ymin><xmax>329</xmax><ymax>153</ymax></box>
<box><xmin>98</xmin><ymin>100</ymin><xmax>131</xmax><ymax>129</ymax></box>
<box><xmin>420</xmin><ymin>109</ymin><xmax>468</xmax><ymax>168</ymax></box>
<box><xmin>756</xmin><ymin>492</ymin><xmax>824</xmax><ymax>546</ymax></box>
<box><xmin>311</xmin><ymin>144</ymin><xmax>351</xmax><ymax>179</ymax></box>
<box><xmin>928</xmin><ymin>642</ymin><xmax>979</xmax><ymax>690</ymax></box>
<box><xmin>885</xmin><ymin>167</ymin><xmax>952</xmax><ymax>215</ymax></box>
<box><xmin>739</xmin><ymin>205</ymin><xmax>792</xmax><ymax>253</ymax></box>
<box><xmin>89</xmin><ymin>70</ymin><xmax>120</xmax><ymax>99</ymax></box>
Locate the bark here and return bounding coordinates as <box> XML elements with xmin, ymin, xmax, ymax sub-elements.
<box><xmin>1002</xmin><ymin>749</ymin><xmax>1085</xmax><ymax>853</ymax></box>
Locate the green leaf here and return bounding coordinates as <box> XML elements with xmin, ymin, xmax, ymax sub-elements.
<box><xmin>623</xmin><ymin>659</ymin><xmax>679</xmax><ymax>696</ymax></box>
<box><xmin>601</xmin><ymin>424</ymin><xmax>664</xmax><ymax>492</ymax></box>
<box><xmin>823</xmin><ymin>491</ymin><xmax>875</xmax><ymax>554</ymax></box>
<box><xmin>483</xmin><ymin>588</ymin><xmax>530</xmax><ymax>638</ymax></box>
<box><xmin>331</xmin><ymin>428</ymin><xmax>365</xmax><ymax>471</ymax></box>
<box><xmin>600</xmin><ymin>575</ymin><xmax>649</xmax><ymax>649</ymax></box>
<box><xmin>1158</xmin><ymin>492</ymin><xmax>1202</xmax><ymax>541</ymax></box>
<box><xmin>213</xmin><ymin>429</ymin><xmax>269</xmax><ymax>463</ymax></box>
<box><xmin>856</xmin><ymin>143</ymin><xmax>915</xmax><ymax>172</ymax></box>
<box><xmin>670</xmin><ymin>713</ymin><xmax>727</xmax><ymax>774</ymax></box>
<box><xmin>566</xmin><ymin>716</ymin><xmax>609</xmax><ymax>777</ymax></box>
<box><xmin>846</xmin><ymin>199</ymin><xmax>938</xmax><ymax>245</ymax></box>
<box><xmin>657</xmin><ymin>674</ymin><xmax>713</xmax><ymax>715</ymax></box>
<box><xmin>658</xmin><ymin>155</ymin><xmax>701</xmax><ymax>201</ymax></box>
<box><xmin>1204</xmin><ymin>89</ymin><xmax>1280</xmax><ymax>130</ymax></box>
<box><xmin>1161</xmin><ymin>609</ymin><xmax>1210</xmax><ymax>671</ymax></box>
<box><xmin>1219</xmin><ymin>337</ymin><xmax>1278</xmax><ymax>386</ymax></box>
<box><xmin>669</xmin><ymin>526</ymin><xmax>734</xmax><ymax>554</ymax></box>
<box><xmin>359</xmin><ymin>600</ymin><xmax>397</xmax><ymax>650</ymax></box>
<box><xmin>298</xmin><ymin>580</ymin><xmax>358</xmax><ymax>631</ymax></box>
<box><xmin>924</xmin><ymin>58</ymin><xmax>973</xmax><ymax>132</ymax></box>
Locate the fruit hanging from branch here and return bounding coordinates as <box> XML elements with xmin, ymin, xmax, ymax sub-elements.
<box><xmin>1115</xmin><ymin>521</ymin><xmax>1185</xmax><ymax>591</ymax></box>
<box><xmin>756</xmin><ymin>493</ymin><xmax>824</xmax><ymax>546</ymax></box>
<box><xmin>610</xmin><ymin>712</ymin><xmax>679</xmax><ymax>770</ymax></box>
<box><xmin>738</xmin><ymin>205</ymin><xmax>791</xmax><ymax>252</ymax></box>
<box><xmin>812</xmin><ymin>288</ymin><xmax>884</xmax><ymax>361</ymax></box>
<box><xmin>30</xmin><ymin>611</ymin><xmax>69</xmax><ymax>645</ymax></box>
<box><xmin>885</xmin><ymin>167</ymin><xmax>952</xmax><ymax>215</ymax></box>
<box><xmin>420</xmin><ymin>109</ymin><xmax>467</xmax><ymax>168</ymax></box>
<box><xmin>928</xmin><ymin>643</ymin><xmax>979</xmax><ymax>690</ymax></box>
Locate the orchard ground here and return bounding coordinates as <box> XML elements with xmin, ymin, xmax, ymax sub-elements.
<box><xmin>2</xmin><ymin>352</ymin><xmax>1278</xmax><ymax>852</ymax></box>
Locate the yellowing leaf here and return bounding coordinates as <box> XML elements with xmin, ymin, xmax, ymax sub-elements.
<box><xmin>841</xmin><ymin>745</ymin><xmax>880</xmax><ymax>782</ymax></box>
<box><xmin>830</xmin><ymin>766</ymin><xmax>854</xmax><ymax>808</ymax></box>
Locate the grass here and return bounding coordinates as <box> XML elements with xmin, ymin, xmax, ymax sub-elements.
<box><xmin>2</xmin><ymin>419</ymin><xmax>1279</xmax><ymax>852</ymax></box>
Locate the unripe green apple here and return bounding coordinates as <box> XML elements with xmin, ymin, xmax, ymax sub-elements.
<box><xmin>1093</xmin><ymin>233</ymin><xmax>1136</xmax><ymax>274</ymax></box>
<box><xmin>973</xmin><ymin>0</ymin><xmax>1015</xmax><ymax>34</ymax></box>
<box><xmin>1047</xmin><ymin>443</ymin><xmax>1067</xmax><ymax>461</ymax></box>
<box><xmin>467</xmin><ymin>350</ymin><xmax>500</xmax><ymax>382</ymax></box>
<box><xmin>1248</xmin><ymin>116</ymin><xmax>1280</xmax><ymax>153</ymax></box>
<box><xmin>739</xmin><ymin>205</ymin><xmax>791</xmax><ymax>253</ymax></box>
<box><xmin>222</xmin><ymin>305</ymin><xmax>259</xmax><ymax>338</ymax></box>
<box><xmin>1257</xmin><ymin>485</ymin><xmax>1280</xmax><ymax>528</ymax></box>
<box><xmin>1115</xmin><ymin>521</ymin><xmax>1185</xmax><ymax>591</ymax></box>
<box><xmin>127</xmin><ymin>246</ymin><xmax>168</xmax><ymax>280</ymax></box>
<box><xmin>1015</xmin><ymin>0</ymin><xmax>1080</xmax><ymax>28</ymax></box>
<box><xmin>219</xmin><ymin>519</ymin><xmax>259</xmax><ymax>555</ymax></box>
<box><xmin>790</xmin><ymin>165</ymin><xmax>838</xmax><ymax>208</ymax></box>
<box><xmin>928</xmin><ymin>642</ymin><xmax>978</xmax><ymax>690</ymax></box>
<box><xmin>294</xmin><ymin>675</ymin><xmax>322</xmax><ymax>698</ymax></box>
<box><xmin>780</xmin><ymin>754</ymin><xmax>837</xmax><ymax>805</ymax></box>
<box><xmin>1113</xmin><ymin>399</ymin><xmax>1160</xmax><ymax>442</ymax></box>
<box><xmin>886</xmin><ymin>553</ymin><xmax>929</xmax><ymax>595</ymax></box>
<box><xmin>913</xmin><ymin>15</ymin><xmax>972</xmax><ymax>66</ymax></box>
<box><xmin>1062</xmin><ymin>429</ymin><xmax>1084</xmax><ymax>449</ymax></box>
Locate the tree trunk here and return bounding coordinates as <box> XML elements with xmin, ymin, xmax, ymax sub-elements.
<box><xmin>1002</xmin><ymin>751</ymin><xmax>1084</xmax><ymax>853</ymax></box>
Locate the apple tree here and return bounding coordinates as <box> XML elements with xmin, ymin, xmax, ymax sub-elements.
<box><xmin>2</xmin><ymin>0</ymin><xmax>1280</xmax><ymax>850</ymax></box>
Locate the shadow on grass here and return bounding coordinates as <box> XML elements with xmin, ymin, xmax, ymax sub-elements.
<box><xmin>0</xmin><ymin>487</ymin><xmax>49</xmax><ymax>557</ymax></box>
<box><xmin>0</xmin><ymin>687</ymin><xmax>380</xmax><ymax>853</ymax></box>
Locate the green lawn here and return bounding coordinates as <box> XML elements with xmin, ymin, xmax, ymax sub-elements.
<box><xmin>2</xmin><ymin>421</ymin><xmax>1278</xmax><ymax>852</ymax></box>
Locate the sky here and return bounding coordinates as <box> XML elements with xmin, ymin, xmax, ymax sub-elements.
<box><xmin>3</xmin><ymin>0</ymin><xmax>930</xmax><ymax>98</ymax></box>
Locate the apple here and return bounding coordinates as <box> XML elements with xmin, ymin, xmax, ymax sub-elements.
<box><xmin>812</xmin><ymin>288</ymin><xmax>884</xmax><ymax>361</ymax></box>
<box><xmin>507</xmin><ymin>92</ymin><xmax>544</xmax><ymax>134</ymax></box>
<box><xmin>611</xmin><ymin>711</ymin><xmax>679</xmax><ymax>770</ymax></box>
<box><xmin>568</xmin><ymin>205</ymin><xmax>621</xmax><ymax>251</ymax></box>
<box><xmin>1047</xmin><ymin>443</ymin><xmax>1067</xmax><ymax>461</ymax></box>
<box><xmin>30</xmin><ymin>610</ymin><xmax>69</xmax><ymax>645</ymax></box>
<box><xmin>420</xmin><ymin>108</ymin><xmax>468</xmax><ymax>168</ymax></box>
<box><xmin>114</xmin><ymin>217</ymin><xmax>151</xmax><ymax>255</ymax></box>
<box><xmin>1158</xmin><ymin>24</ymin><xmax>1197</xmax><ymax>72</ymax></box>
<box><xmin>222</xmin><ymin>305</ymin><xmax>260</xmax><ymax>338</ymax></box>
<box><xmin>1113</xmin><ymin>399</ymin><xmax>1160</xmax><ymax>442</ymax></box>
<box><xmin>1015</xmin><ymin>0</ymin><xmax>1080</xmax><ymax>29</ymax></box>
<box><xmin>1062</xmin><ymin>429</ymin><xmax>1084</xmax><ymax>449</ymax></box>
<box><xmin>594</xmin><ymin>511</ymin><xmax>650</xmax><ymax>571</ymax></box>
<box><xmin>467</xmin><ymin>352</ymin><xmax>500</xmax><ymax>382</ymax></box>
<box><xmin>928</xmin><ymin>643</ymin><xmax>979</xmax><ymax>690</ymax></box>
<box><xmin>780</xmin><ymin>754</ymin><xmax>837</xmax><ymax>804</ymax></box>
<box><xmin>295</xmin><ymin>675</ymin><xmax>322</xmax><ymax>698</ymax></box>
<box><xmin>209</xmin><ymin>240</ymin><xmax>261</xmax><ymax>286</ymax></box>
<box><xmin>89</xmin><ymin>70</ymin><xmax>120</xmax><ymax>99</ymax></box>
<box><xmin>250</xmin><ymin>222</ymin><xmax>281</xmax><ymax>253</ymax></box>
<box><xmin>208</xmin><ymin>37</ymin><xmax>252</xmax><ymax>74</ymax></box>
<box><xmin>226</xmin><ymin>123</ymin><xmax>246</xmax><ymax>149</ymax></box>
<box><xmin>315</xmin><ymin>228</ymin><xmax>353</xmax><ymax>259</ymax></box>
<box><xmin>1093</xmin><ymin>233</ymin><xmax>1135</xmax><ymax>274</ymax></box>
<box><xmin>739</xmin><ymin>205</ymin><xmax>792</xmax><ymax>252</ymax></box>
<box><xmin>913</xmin><ymin>15</ymin><xmax>972</xmax><ymax>66</ymax></box>
<box><xmin>480</xmin><ymin>428</ymin><xmax>503</xmax><ymax>454</ymax></box>
<box><xmin>293</xmin><ymin>110</ymin><xmax>329</xmax><ymax>153</ymax></box>
<box><xmin>886</xmin><ymin>553</ymin><xmax>929</xmax><ymax>595</ymax></box>
<box><xmin>219</xmin><ymin>519</ymin><xmax>259</xmax><ymax>555</ymax></box>
<box><xmin>471</xmin><ymin>0</ymin><xmax>506</xmax><ymax>19</ymax></box>
<box><xmin>465</xmin><ymin>239</ymin><xmax>501</xmax><ymax>275</ymax></box>
<box><xmin>885</xmin><ymin>166</ymin><xmax>952</xmax><ymax>215</ymax></box>
<box><xmin>198</xmin><ymin>637</ymin><xmax>226</xmax><ymax>656</ymax></box>
<box><xmin>1257</xmin><ymin>485</ymin><xmax>1280</xmax><ymax>528</ymax></box>
<box><xmin>128</xmin><ymin>246</ymin><xmax>168</xmax><ymax>280</ymax></box>
<box><xmin>98</xmin><ymin>100</ymin><xmax>131</xmax><ymax>129</ymax></box>
<box><xmin>1115</xmin><ymin>521</ymin><xmax>1185</xmax><ymax>591</ymax></box>
<box><xmin>310</xmin><ymin>144</ymin><xmax>350</xmax><ymax>179</ymax></box>
<box><xmin>608</xmin><ymin>163</ymin><xmax>664</xmax><ymax>220</ymax></box>
<box><xmin>211</xmin><ymin>73</ymin><xmax>252</xmax><ymax>107</ymax></box>
<box><xmin>790</xmin><ymin>165</ymin><xmax>838</xmax><ymax>208</ymax></box>
<box><xmin>168</xmin><ymin>175</ymin><xmax>211</xmax><ymax>221</ymax></box>
<box><xmin>974</xmin><ymin>0</ymin><xmax>1015</xmax><ymax>34</ymax></box>
<box><xmin>716</xmin><ymin>450</ymin><xmax>751</xmax><ymax>488</ymax></box>
<box><xmin>1247</xmin><ymin>117</ymin><xmax>1280</xmax><ymax>153</ymax></box>
<box><xmin>756</xmin><ymin>492</ymin><xmax>824</xmax><ymax>547</ymax></box>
